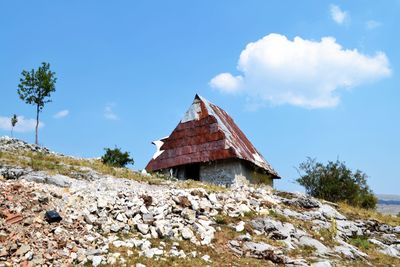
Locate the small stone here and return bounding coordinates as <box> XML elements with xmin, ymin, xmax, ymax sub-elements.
<box><xmin>235</xmin><ymin>221</ymin><xmax>245</xmax><ymax>232</ymax></box>
<box><xmin>239</xmin><ymin>204</ymin><xmax>251</xmax><ymax>213</ymax></box>
<box><xmin>54</xmin><ymin>226</ymin><xmax>63</xmax><ymax>235</ymax></box>
<box><xmin>92</xmin><ymin>255</ymin><xmax>104</xmax><ymax>267</ymax></box>
<box><xmin>143</xmin><ymin>213</ymin><xmax>154</xmax><ymax>224</ymax></box>
<box><xmin>110</xmin><ymin>224</ymin><xmax>121</xmax><ymax>232</ymax></box>
<box><xmin>16</xmin><ymin>245</ymin><xmax>30</xmax><ymax>256</ymax></box>
<box><xmin>24</xmin><ymin>251</ymin><xmax>34</xmax><ymax>260</ymax></box>
<box><xmin>112</xmin><ymin>240</ymin><xmax>126</xmax><ymax>248</ymax></box>
<box><xmin>181</xmin><ymin>227</ymin><xmax>194</xmax><ymax>240</ymax></box>
<box><xmin>70</xmin><ymin>252</ymin><xmax>78</xmax><ymax>260</ymax></box>
<box><xmin>97</xmin><ymin>198</ymin><xmax>108</xmax><ymax>209</ymax></box>
<box><xmin>201</xmin><ymin>254</ymin><xmax>211</xmax><ymax>262</ymax></box>
<box><xmin>150</xmin><ymin>226</ymin><xmax>159</xmax><ymax>239</ymax></box>
<box><xmin>237</xmin><ymin>233</ymin><xmax>252</xmax><ymax>241</ymax></box>
<box><xmin>136</xmin><ymin>263</ymin><xmax>146</xmax><ymax>267</ymax></box>
<box><xmin>140</xmin><ymin>205</ymin><xmax>149</xmax><ymax>214</ymax></box>
<box><xmin>116</xmin><ymin>213</ymin><xmax>128</xmax><ymax>223</ymax></box>
<box><xmin>181</xmin><ymin>208</ymin><xmax>196</xmax><ymax>221</ymax></box>
<box><xmin>311</xmin><ymin>261</ymin><xmax>332</xmax><ymax>267</ymax></box>
<box><xmin>137</xmin><ymin>223</ymin><xmax>149</xmax><ymax>234</ymax></box>
<box><xmin>144</xmin><ymin>249</ymin><xmax>154</xmax><ymax>258</ymax></box>
<box><xmin>84</xmin><ymin>214</ymin><xmax>97</xmax><ymax>224</ymax></box>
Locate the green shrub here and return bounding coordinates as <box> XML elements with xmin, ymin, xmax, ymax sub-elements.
<box><xmin>101</xmin><ymin>147</ymin><xmax>134</xmax><ymax>167</ymax></box>
<box><xmin>350</xmin><ymin>236</ymin><xmax>370</xmax><ymax>251</ymax></box>
<box><xmin>214</xmin><ymin>215</ymin><xmax>227</xmax><ymax>225</ymax></box>
<box><xmin>296</xmin><ymin>158</ymin><xmax>377</xmax><ymax>209</ymax></box>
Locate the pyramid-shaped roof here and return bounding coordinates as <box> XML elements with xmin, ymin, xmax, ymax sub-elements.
<box><xmin>146</xmin><ymin>95</ymin><xmax>279</xmax><ymax>178</ymax></box>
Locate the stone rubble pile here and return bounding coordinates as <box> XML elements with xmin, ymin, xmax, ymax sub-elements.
<box><xmin>1</xmin><ymin>140</ymin><xmax>400</xmax><ymax>266</ymax></box>
<box><xmin>0</xmin><ymin>137</ymin><xmax>54</xmax><ymax>155</ymax></box>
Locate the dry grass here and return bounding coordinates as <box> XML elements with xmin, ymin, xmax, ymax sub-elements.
<box><xmin>340</xmin><ymin>249</ymin><xmax>400</xmax><ymax>267</ymax></box>
<box><xmin>338</xmin><ymin>202</ymin><xmax>400</xmax><ymax>227</ymax></box>
<box><xmin>0</xmin><ymin>150</ymin><xmax>232</xmax><ymax>193</ymax></box>
<box><xmin>177</xmin><ymin>179</ymin><xmax>227</xmax><ymax>193</ymax></box>
<box><xmin>0</xmin><ymin>150</ymin><xmax>165</xmax><ymax>184</ymax></box>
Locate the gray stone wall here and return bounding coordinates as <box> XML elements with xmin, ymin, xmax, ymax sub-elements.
<box><xmin>162</xmin><ymin>159</ymin><xmax>274</xmax><ymax>187</ymax></box>
<box><xmin>199</xmin><ymin>159</ymin><xmax>273</xmax><ymax>187</ymax></box>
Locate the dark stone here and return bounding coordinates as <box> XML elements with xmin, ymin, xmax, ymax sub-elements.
<box><xmin>45</xmin><ymin>210</ymin><xmax>62</xmax><ymax>223</ymax></box>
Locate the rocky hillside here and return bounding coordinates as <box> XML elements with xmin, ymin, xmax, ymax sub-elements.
<box><xmin>0</xmin><ymin>137</ymin><xmax>399</xmax><ymax>267</ymax></box>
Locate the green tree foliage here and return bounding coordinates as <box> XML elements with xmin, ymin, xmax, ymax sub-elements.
<box><xmin>10</xmin><ymin>114</ymin><xmax>18</xmax><ymax>138</ymax></box>
<box><xmin>17</xmin><ymin>62</ymin><xmax>57</xmax><ymax>145</ymax></box>
<box><xmin>296</xmin><ymin>158</ymin><xmax>377</xmax><ymax>209</ymax></box>
<box><xmin>101</xmin><ymin>147</ymin><xmax>134</xmax><ymax>168</ymax></box>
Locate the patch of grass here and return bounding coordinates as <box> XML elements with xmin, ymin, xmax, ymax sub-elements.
<box><xmin>243</xmin><ymin>210</ymin><xmax>258</xmax><ymax>219</ymax></box>
<box><xmin>268</xmin><ymin>210</ymin><xmax>289</xmax><ymax>223</ymax></box>
<box><xmin>338</xmin><ymin>202</ymin><xmax>400</xmax><ymax>227</ymax></box>
<box><xmin>214</xmin><ymin>215</ymin><xmax>228</xmax><ymax>225</ymax></box>
<box><xmin>314</xmin><ymin>219</ymin><xmax>338</xmax><ymax>247</ymax></box>
<box><xmin>287</xmin><ymin>245</ymin><xmax>316</xmax><ymax>258</ymax></box>
<box><xmin>0</xmin><ymin>150</ymin><xmax>165</xmax><ymax>184</ymax></box>
<box><xmin>349</xmin><ymin>236</ymin><xmax>370</xmax><ymax>251</ymax></box>
<box><xmin>340</xmin><ymin>248</ymin><xmax>400</xmax><ymax>267</ymax></box>
<box><xmin>274</xmin><ymin>191</ymin><xmax>296</xmax><ymax>200</ymax></box>
<box><xmin>177</xmin><ymin>179</ymin><xmax>227</xmax><ymax>193</ymax></box>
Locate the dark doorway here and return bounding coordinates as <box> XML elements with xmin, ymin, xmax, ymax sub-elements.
<box><xmin>185</xmin><ymin>164</ymin><xmax>200</xmax><ymax>180</ymax></box>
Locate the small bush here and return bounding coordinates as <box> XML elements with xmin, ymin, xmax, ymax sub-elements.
<box><xmin>101</xmin><ymin>147</ymin><xmax>134</xmax><ymax>167</ymax></box>
<box><xmin>296</xmin><ymin>158</ymin><xmax>377</xmax><ymax>209</ymax></box>
<box><xmin>350</xmin><ymin>236</ymin><xmax>370</xmax><ymax>251</ymax></box>
<box><xmin>214</xmin><ymin>215</ymin><xmax>227</xmax><ymax>225</ymax></box>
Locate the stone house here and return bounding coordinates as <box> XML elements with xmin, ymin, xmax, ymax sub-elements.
<box><xmin>145</xmin><ymin>95</ymin><xmax>280</xmax><ymax>187</ymax></box>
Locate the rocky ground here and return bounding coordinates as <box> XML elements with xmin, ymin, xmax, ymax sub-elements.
<box><xmin>0</xmin><ymin>137</ymin><xmax>399</xmax><ymax>267</ymax></box>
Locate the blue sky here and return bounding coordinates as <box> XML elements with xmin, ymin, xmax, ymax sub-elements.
<box><xmin>1</xmin><ymin>1</ymin><xmax>399</xmax><ymax>194</ymax></box>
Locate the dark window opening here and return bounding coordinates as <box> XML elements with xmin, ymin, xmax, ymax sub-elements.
<box><xmin>185</xmin><ymin>164</ymin><xmax>200</xmax><ymax>181</ymax></box>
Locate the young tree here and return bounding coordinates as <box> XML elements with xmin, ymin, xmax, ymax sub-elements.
<box><xmin>10</xmin><ymin>114</ymin><xmax>18</xmax><ymax>138</ymax></box>
<box><xmin>17</xmin><ymin>62</ymin><xmax>57</xmax><ymax>144</ymax></box>
<box><xmin>101</xmin><ymin>147</ymin><xmax>134</xmax><ymax>167</ymax></box>
<box><xmin>297</xmin><ymin>158</ymin><xmax>377</xmax><ymax>209</ymax></box>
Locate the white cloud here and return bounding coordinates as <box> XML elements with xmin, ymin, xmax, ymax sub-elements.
<box><xmin>330</xmin><ymin>4</ymin><xmax>349</xmax><ymax>25</ymax></box>
<box><xmin>0</xmin><ymin>115</ymin><xmax>44</xmax><ymax>133</ymax></box>
<box><xmin>366</xmin><ymin>20</ymin><xmax>382</xmax><ymax>30</ymax></box>
<box><xmin>210</xmin><ymin>33</ymin><xmax>391</xmax><ymax>109</ymax></box>
<box><xmin>53</xmin><ymin>109</ymin><xmax>69</xmax><ymax>119</ymax></box>
<box><xmin>209</xmin><ymin>73</ymin><xmax>243</xmax><ymax>93</ymax></box>
<box><xmin>104</xmin><ymin>103</ymin><xmax>119</xmax><ymax>120</ymax></box>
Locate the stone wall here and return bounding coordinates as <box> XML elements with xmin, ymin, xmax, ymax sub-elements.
<box><xmin>200</xmin><ymin>159</ymin><xmax>273</xmax><ymax>187</ymax></box>
<box><xmin>162</xmin><ymin>159</ymin><xmax>274</xmax><ymax>187</ymax></box>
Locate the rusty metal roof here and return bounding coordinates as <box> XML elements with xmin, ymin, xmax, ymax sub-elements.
<box><xmin>146</xmin><ymin>94</ymin><xmax>280</xmax><ymax>178</ymax></box>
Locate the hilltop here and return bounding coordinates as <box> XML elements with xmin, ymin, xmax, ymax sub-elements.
<box><xmin>0</xmin><ymin>137</ymin><xmax>399</xmax><ymax>267</ymax></box>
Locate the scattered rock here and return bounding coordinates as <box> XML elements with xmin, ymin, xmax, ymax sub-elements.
<box><xmin>137</xmin><ymin>223</ymin><xmax>150</xmax><ymax>235</ymax></box>
<box><xmin>181</xmin><ymin>227</ymin><xmax>194</xmax><ymax>240</ymax></box>
<box><xmin>92</xmin><ymin>255</ymin><xmax>104</xmax><ymax>266</ymax></box>
<box><xmin>235</xmin><ymin>221</ymin><xmax>245</xmax><ymax>232</ymax></box>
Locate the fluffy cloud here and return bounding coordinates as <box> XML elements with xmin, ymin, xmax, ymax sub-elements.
<box><xmin>330</xmin><ymin>4</ymin><xmax>349</xmax><ymax>25</ymax></box>
<box><xmin>53</xmin><ymin>109</ymin><xmax>69</xmax><ymax>119</ymax></box>
<box><xmin>0</xmin><ymin>115</ymin><xmax>44</xmax><ymax>133</ymax></box>
<box><xmin>209</xmin><ymin>73</ymin><xmax>243</xmax><ymax>93</ymax></box>
<box><xmin>104</xmin><ymin>103</ymin><xmax>119</xmax><ymax>120</ymax></box>
<box><xmin>210</xmin><ymin>33</ymin><xmax>391</xmax><ymax>108</ymax></box>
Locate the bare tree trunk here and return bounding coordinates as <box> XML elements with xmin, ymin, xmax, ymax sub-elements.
<box><xmin>11</xmin><ymin>127</ymin><xmax>13</xmax><ymax>138</ymax></box>
<box><xmin>35</xmin><ymin>104</ymin><xmax>39</xmax><ymax>145</ymax></box>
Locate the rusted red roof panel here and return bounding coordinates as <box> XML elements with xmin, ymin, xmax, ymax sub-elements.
<box><xmin>146</xmin><ymin>95</ymin><xmax>280</xmax><ymax>178</ymax></box>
